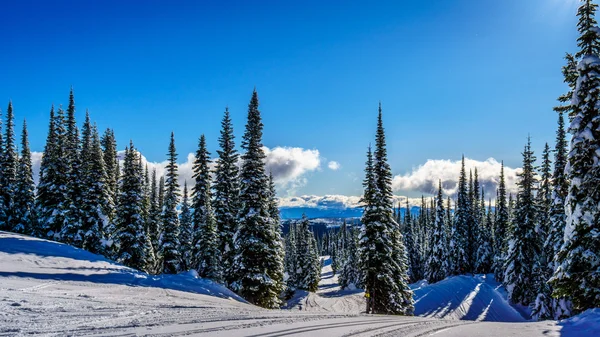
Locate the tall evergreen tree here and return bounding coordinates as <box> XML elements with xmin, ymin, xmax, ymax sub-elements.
<box><xmin>62</xmin><ymin>90</ymin><xmax>84</xmax><ymax>245</ymax></box>
<box><xmin>1</xmin><ymin>102</ymin><xmax>17</xmax><ymax>230</ymax></box>
<box><xmin>551</xmin><ymin>0</ymin><xmax>600</xmax><ymax>313</ymax></box>
<box><xmin>179</xmin><ymin>181</ymin><xmax>193</xmax><ymax>271</ymax></box>
<box><xmin>160</xmin><ymin>132</ymin><xmax>182</xmax><ymax>274</ymax></box>
<box><xmin>36</xmin><ymin>106</ymin><xmax>69</xmax><ymax>240</ymax></box>
<box><xmin>101</xmin><ymin>128</ymin><xmax>119</xmax><ymax>221</ymax></box>
<box><xmin>12</xmin><ymin>120</ymin><xmax>35</xmax><ymax>234</ymax></box>
<box><xmin>360</xmin><ymin>105</ymin><xmax>413</xmax><ymax>315</ymax></box>
<box><xmin>192</xmin><ymin>135</ymin><xmax>222</xmax><ymax>281</ymax></box>
<box><xmin>504</xmin><ymin>136</ymin><xmax>539</xmax><ymax>306</ymax></box>
<box><xmin>232</xmin><ymin>90</ymin><xmax>284</xmax><ymax>308</ymax></box>
<box><xmin>493</xmin><ymin>161</ymin><xmax>510</xmax><ymax>281</ymax></box>
<box><xmin>147</xmin><ymin>169</ymin><xmax>161</xmax><ymax>273</ymax></box>
<box><xmin>425</xmin><ymin>180</ymin><xmax>449</xmax><ymax>284</ymax></box>
<box><xmin>114</xmin><ymin>143</ymin><xmax>147</xmax><ymax>270</ymax></box>
<box><xmin>546</xmin><ymin>112</ymin><xmax>572</xmax><ymax>319</ymax></box>
<box><xmin>339</xmin><ymin>226</ymin><xmax>362</xmax><ymax>290</ymax></box>
<box><xmin>294</xmin><ymin>214</ymin><xmax>320</xmax><ymax>291</ymax></box>
<box><xmin>212</xmin><ymin>107</ymin><xmax>240</xmax><ymax>285</ymax></box>
<box><xmin>476</xmin><ymin>198</ymin><xmax>494</xmax><ymax>274</ymax></box>
<box><xmin>79</xmin><ymin>122</ymin><xmax>111</xmax><ymax>254</ymax></box>
<box><xmin>451</xmin><ymin>156</ymin><xmax>469</xmax><ymax>275</ymax></box>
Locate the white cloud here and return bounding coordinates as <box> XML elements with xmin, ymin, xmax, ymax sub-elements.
<box><xmin>391</xmin><ymin>157</ymin><xmax>521</xmax><ymax>199</ymax></box>
<box><xmin>277</xmin><ymin>194</ymin><xmax>423</xmax><ymax>209</ymax></box>
<box><xmin>328</xmin><ymin>161</ymin><xmax>341</xmax><ymax>171</ymax></box>
<box><xmin>263</xmin><ymin>146</ymin><xmax>321</xmax><ymax>194</ymax></box>
<box><xmin>32</xmin><ymin>145</ymin><xmax>321</xmax><ymax>195</ymax></box>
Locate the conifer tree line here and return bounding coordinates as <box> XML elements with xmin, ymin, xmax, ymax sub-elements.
<box><xmin>329</xmin><ymin>0</ymin><xmax>600</xmax><ymax>320</ymax></box>
<box><xmin>0</xmin><ymin>89</ymin><xmax>285</xmax><ymax>309</ymax></box>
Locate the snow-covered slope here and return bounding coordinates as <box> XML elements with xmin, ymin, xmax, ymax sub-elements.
<box><xmin>412</xmin><ymin>274</ymin><xmax>525</xmax><ymax>322</ymax></box>
<box><xmin>288</xmin><ymin>256</ymin><xmax>524</xmax><ymax>323</ymax></box>
<box><xmin>2</xmin><ymin>232</ymin><xmax>599</xmax><ymax>336</ymax></box>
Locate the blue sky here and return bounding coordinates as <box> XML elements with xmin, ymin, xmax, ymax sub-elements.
<box><xmin>1</xmin><ymin>0</ymin><xmax>579</xmax><ymax>201</ymax></box>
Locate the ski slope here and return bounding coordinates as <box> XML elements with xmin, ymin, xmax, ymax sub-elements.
<box><xmin>1</xmin><ymin>232</ymin><xmax>599</xmax><ymax>336</ymax></box>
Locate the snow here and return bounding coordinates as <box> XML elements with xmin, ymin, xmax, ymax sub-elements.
<box><xmin>411</xmin><ymin>274</ymin><xmax>525</xmax><ymax>322</ymax></box>
<box><xmin>2</xmin><ymin>233</ymin><xmax>600</xmax><ymax>336</ymax></box>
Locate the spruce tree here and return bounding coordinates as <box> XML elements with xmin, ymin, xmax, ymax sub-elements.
<box><xmin>493</xmin><ymin>161</ymin><xmax>510</xmax><ymax>281</ymax></box>
<box><xmin>115</xmin><ymin>143</ymin><xmax>147</xmax><ymax>270</ymax></box>
<box><xmin>451</xmin><ymin>156</ymin><xmax>469</xmax><ymax>275</ymax></box>
<box><xmin>0</xmin><ymin>107</ymin><xmax>4</xmax><ymax>229</ymax></box>
<box><xmin>284</xmin><ymin>222</ymin><xmax>298</xmax><ymax>289</ymax></box>
<box><xmin>267</xmin><ymin>172</ymin><xmax>286</xmax><ymax>289</ymax></box>
<box><xmin>212</xmin><ymin>107</ymin><xmax>240</xmax><ymax>285</ymax></box>
<box><xmin>546</xmin><ymin>112</ymin><xmax>572</xmax><ymax>319</ymax></box>
<box><xmin>147</xmin><ymin>169</ymin><xmax>161</xmax><ymax>273</ymax></box>
<box><xmin>551</xmin><ymin>0</ymin><xmax>600</xmax><ymax>312</ymax></box>
<box><xmin>476</xmin><ymin>198</ymin><xmax>494</xmax><ymax>274</ymax></box>
<box><xmin>12</xmin><ymin>120</ymin><xmax>35</xmax><ymax>234</ymax></box>
<box><xmin>360</xmin><ymin>105</ymin><xmax>413</xmax><ymax>315</ymax></box>
<box><xmin>232</xmin><ymin>90</ymin><xmax>284</xmax><ymax>308</ymax></box>
<box><xmin>504</xmin><ymin>136</ymin><xmax>539</xmax><ymax>306</ymax></box>
<box><xmin>425</xmin><ymin>180</ymin><xmax>449</xmax><ymax>284</ymax></box>
<box><xmin>101</xmin><ymin>128</ymin><xmax>119</xmax><ymax>221</ymax></box>
<box><xmin>295</xmin><ymin>214</ymin><xmax>320</xmax><ymax>291</ymax></box>
<box><xmin>1</xmin><ymin>101</ymin><xmax>17</xmax><ymax>230</ymax></box>
<box><xmin>179</xmin><ymin>181</ymin><xmax>193</xmax><ymax>271</ymax></box>
<box><xmin>62</xmin><ymin>90</ymin><xmax>84</xmax><ymax>245</ymax></box>
<box><xmin>79</xmin><ymin>122</ymin><xmax>111</xmax><ymax>254</ymax></box>
<box><xmin>192</xmin><ymin>135</ymin><xmax>222</xmax><ymax>281</ymax></box>
<box><xmin>160</xmin><ymin>132</ymin><xmax>182</xmax><ymax>274</ymax></box>
<box><xmin>36</xmin><ymin>106</ymin><xmax>69</xmax><ymax>240</ymax></box>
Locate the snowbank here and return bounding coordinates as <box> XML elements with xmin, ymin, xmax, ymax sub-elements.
<box><xmin>0</xmin><ymin>231</ymin><xmax>244</xmax><ymax>301</ymax></box>
<box><xmin>558</xmin><ymin>308</ymin><xmax>600</xmax><ymax>336</ymax></box>
<box><xmin>411</xmin><ymin>274</ymin><xmax>525</xmax><ymax>322</ymax></box>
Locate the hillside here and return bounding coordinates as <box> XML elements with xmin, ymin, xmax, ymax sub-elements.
<box><xmin>1</xmin><ymin>232</ymin><xmax>599</xmax><ymax>336</ymax></box>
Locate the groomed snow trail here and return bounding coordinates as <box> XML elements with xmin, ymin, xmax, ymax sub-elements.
<box><xmin>1</xmin><ymin>233</ymin><xmax>597</xmax><ymax>336</ymax></box>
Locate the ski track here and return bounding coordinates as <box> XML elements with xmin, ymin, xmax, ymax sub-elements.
<box><xmin>1</xmin><ymin>232</ymin><xmax>597</xmax><ymax>336</ymax></box>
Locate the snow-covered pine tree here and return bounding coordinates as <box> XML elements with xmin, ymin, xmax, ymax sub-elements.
<box><xmin>192</xmin><ymin>135</ymin><xmax>222</xmax><ymax>281</ymax></box>
<box><xmin>0</xmin><ymin>107</ymin><xmax>5</xmax><ymax>230</ymax></box>
<box><xmin>295</xmin><ymin>214</ymin><xmax>320</xmax><ymax>292</ymax></box>
<box><xmin>425</xmin><ymin>180</ymin><xmax>449</xmax><ymax>284</ymax></box>
<box><xmin>360</xmin><ymin>105</ymin><xmax>413</xmax><ymax>315</ymax></box>
<box><xmin>267</xmin><ymin>172</ymin><xmax>286</xmax><ymax>289</ymax></box>
<box><xmin>546</xmin><ymin>112</ymin><xmax>572</xmax><ymax>319</ymax></box>
<box><xmin>160</xmin><ymin>132</ymin><xmax>182</xmax><ymax>274</ymax></box>
<box><xmin>232</xmin><ymin>90</ymin><xmax>284</xmax><ymax>308</ymax></box>
<box><xmin>147</xmin><ymin>168</ymin><xmax>161</xmax><ymax>273</ymax></box>
<box><xmin>445</xmin><ymin>197</ymin><xmax>453</xmax><ymax>264</ymax></box>
<box><xmin>78</xmin><ymin>118</ymin><xmax>111</xmax><ymax>254</ymax></box>
<box><xmin>504</xmin><ymin>136</ymin><xmax>539</xmax><ymax>306</ymax></box>
<box><xmin>101</xmin><ymin>128</ymin><xmax>119</xmax><ymax>221</ymax></box>
<box><xmin>114</xmin><ymin>143</ymin><xmax>147</xmax><ymax>270</ymax></box>
<box><xmin>339</xmin><ymin>226</ymin><xmax>361</xmax><ymax>290</ymax></box>
<box><xmin>179</xmin><ymin>181</ymin><xmax>193</xmax><ymax>271</ymax></box>
<box><xmin>531</xmin><ymin>143</ymin><xmax>554</xmax><ymax>320</ymax></box>
<box><xmin>476</xmin><ymin>198</ymin><xmax>494</xmax><ymax>274</ymax></box>
<box><xmin>12</xmin><ymin>119</ymin><xmax>35</xmax><ymax>234</ymax></box>
<box><xmin>493</xmin><ymin>161</ymin><xmax>510</xmax><ymax>281</ymax></box>
<box><xmin>451</xmin><ymin>156</ymin><xmax>469</xmax><ymax>275</ymax></box>
<box><xmin>212</xmin><ymin>107</ymin><xmax>240</xmax><ymax>285</ymax></box>
<box><xmin>284</xmin><ymin>222</ymin><xmax>298</xmax><ymax>289</ymax></box>
<box><xmin>468</xmin><ymin>169</ymin><xmax>481</xmax><ymax>273</ymax></box>
<box><xmin>551</xmin><ymin>0</ymin><xmax>600</xmax><ymax>313</ymax></box>
<box><xmin>403</xmin><ymin>198</ymin><xmax>418</xmax><ymax>282</ymax></box>
<box><xmin>36</xmin><ymin>105</ymin><xmax>69</xmax><ymax>240</ymax></box>
<box><xmin>62</xmin><ymin>90</ymin><xmax>84</xmax><ymax>246</ymax></box>
<box><xmin>1</xmin><ymin>101</ymin><xmax>17</xmax><ymax>231</ymax></box>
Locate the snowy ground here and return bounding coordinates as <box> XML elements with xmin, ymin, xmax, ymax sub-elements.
<box><xmin>1</xmin><ymin>232</ymin><xmax>599</xmax><ymax>336</ymax></box>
